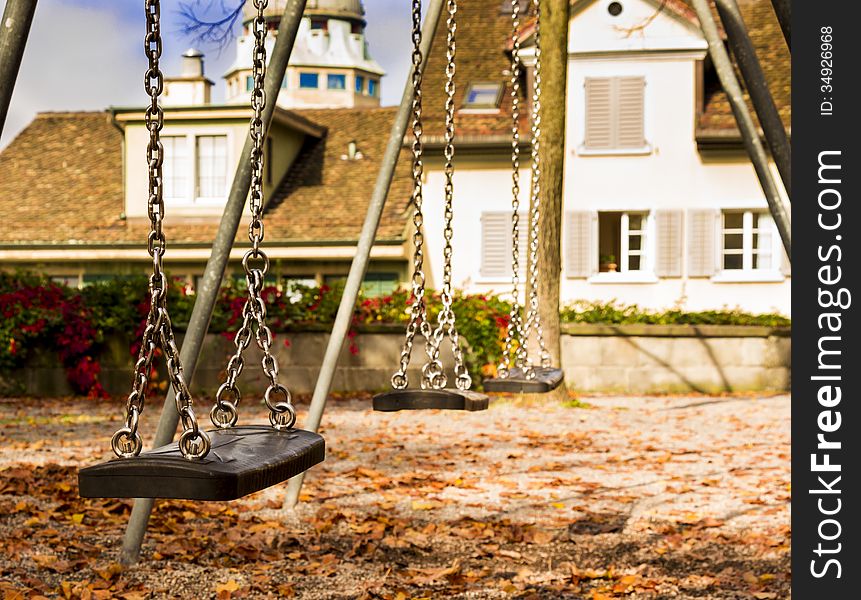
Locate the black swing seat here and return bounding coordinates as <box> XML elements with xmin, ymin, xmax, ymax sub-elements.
<box><xmin>373</xmin><ymin>388</ymin><xmax>489</xmax><ymax>412</ymax></box>
<box><xmin>78</xmin><ymin>425</ymin><xmax>324</xmax><ymax>501</ymax></box>
<box><xmin>483</xmin><ymin>366</ymin><xmax>565</xmax><ymax>394</ymax></box>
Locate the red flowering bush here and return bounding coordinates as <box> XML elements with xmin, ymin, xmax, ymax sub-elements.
<box><xmin>1</xmin><ymin>273</ymin><xmax>107</xmax><ymax>397</ymax></box>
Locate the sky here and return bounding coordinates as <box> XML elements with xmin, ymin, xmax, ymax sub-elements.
<box><xmin>0</xmin><ymin>0</ymin><xmax>414</xmax><ymax>148</ymax></box>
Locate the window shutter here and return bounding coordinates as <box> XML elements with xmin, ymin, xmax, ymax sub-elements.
<box><xmin>566</xmin><ymin>211</ymin><xmax>594</xmax><ymax>278</ymax></box>
<box><xmin>655</xmin><ymin>209</ymin><xmax>683</xmax><ymax>277</ymax></box>
<box><xmin>687</xmin><ymin>209</ymin><xmax>718</xmax><ymax>277</ymax></box>
<box><xmin>616</xmin><ymin>76</ymin><xmax>645</xmax><ymax>149</ymax></box>
<box><xmin>584</xmin><ymin>78</ymin><xmax>613</xmax><ymax>150</ymax></box>
<box><xmin>481</xmin><ymin>212</ymin><xmax>511</xmax><ymax>278</ymax></box>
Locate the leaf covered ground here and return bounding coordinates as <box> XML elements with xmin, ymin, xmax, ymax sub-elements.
<box><xmin>0</xmin><ymin>393</ymin><xmax>790</xmax><ymax>599</ymax></box>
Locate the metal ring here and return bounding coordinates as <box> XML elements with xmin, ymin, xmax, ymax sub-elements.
<box><xmin>265</xmin><ymin>384</ymin><xmax>296</xmax><ymax>430</ymax></box>
<box><xmin>269</xmin><ymin>403</ymin><xmax>297</xmax><ymax>430</ymax></box>
<box><xmin>178</xmin><ymin>429</ymin><xmax>211</xmax><ymax>460</ymax></box>
<box><xmin>210</xmin><ymin>400</ymin><xmax>238</xmax><ymax>429</ymax></box>
<box><xmin>456</xmin><ymin>373</ymin><xmax>472</xmax><ymax>391</ymax></box>
<box><xmin>242</xmin><ymin>249</ymin><xmax>270</xmax><ymax>275</ymax></box>
<box><xmin>111</xmin><ymin>427</ymin><xmax>143</xmax><ymax>458</ymax></box>
<box><xmin>391</xmin><ymin>372</ymin><xmax>408</xmax><ymax>390</ymax></box>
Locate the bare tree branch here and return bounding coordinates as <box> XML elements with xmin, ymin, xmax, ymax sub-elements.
<box><xmin>178</xmin><ymin>0</ymin><xmax>247</xmax><ymax>52</ymax></box>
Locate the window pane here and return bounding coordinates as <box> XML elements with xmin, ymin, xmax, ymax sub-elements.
<box><xmin>368</xmin><ymin>79</ymin><xmax>378</xmax><ymax>96</ymax></box>
<box><xmin>327</xmin><ymin>74</ymin><xmax>346</xmax><ymax>90</ymax></box>
<box><xmin>598</xmin><ymin>212</ymin><xmax>621</xmax><ymax>272</ymax></box>
<box><xmin>246</xmin><ymin>75</ymin><xmax>254</xmax><ymax>91</ymax></box>
<box><xmin>724</xmin><ymin>213</ymin><xmax>744</xmax><ymax>229</ymax></box>
<box><xmin>355</xmin><ymin>75</ymin><xmax>364</xmax><ymax>93</ymax></box>
<box><xmin>724</xmin><ymin>233</ymin><xmax>743</xmax><ymax>250</ymax></box>
<box><xmin>163</xmin><ymin>136</ymin><xmax>187</xmax><ymax>200</ymax></box>
<box><xmin>628</xmin><ymin>255</ymin><xmax>641</xmax><ymax>271</ymax></box>
<box><xmin>724</xmin><ymin>254</ymin><xmax>743</xmax><ymax>270</ymax></box>
<box><xmin>465</xmin><ymin>83</ymin><xmax>502</xmax><ymax>107</ymax></box>
<box><xmin>299</xmin><ymin>72</ymin><xmax>319</xmax><ymax>88</ymax></box>
<box><xmin>629</xmin><ymin>234</ymin><xmax>642</xmax><ymax>251</ymax></box>
<box><xmin>196</xmin><ymin>135</ymin><xmax>228</xmax><ymax>199</ymax></box>
<box><xmin>628</xmin><ymin>214</ymin><xmax>643</xmax><ymax>231</ymax></box>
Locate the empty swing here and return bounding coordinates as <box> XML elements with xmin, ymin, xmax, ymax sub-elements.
<box><xmin>373</xmin><ymin>0</ymin><xmax>488</xmax><ymax>413</ymax></box>
<box><xmin>483</xmin><ymin>0</ymin><xmax>564</xmax><ymax>394</ymax></box>
<box><xmin>79</xmin><ymin>0</ymin><xmax>324</xmax><ymax>501</ymax></box>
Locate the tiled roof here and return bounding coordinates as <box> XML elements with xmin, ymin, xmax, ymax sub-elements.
<box><xmin>419</xmin><ymin>0</ymin><xmax>789</xmax><ymax>142</ymax></box>
<box><xmin>0</xmin><ymin>112</ymin><xmax>127</xmax><ymax>245</ymax></box>
<box><xmin>696</xmin><ymin>0</ymin><xmax>791</xmax><ymax>136</ymax></box>
<box><xmin>266</xmin><ymin>106</ymin><xmax>413</xmax><ymax>242</ymax></box>
<box><xmin>0</xmin><ymin>108</ymin><xmax>412</xmax><ymax>247</ymax></box>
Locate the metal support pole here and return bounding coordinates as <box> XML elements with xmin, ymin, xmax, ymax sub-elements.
<box><xmin>282</xmin><ymin>0</ymin><xmax>446</xmax><ymax>509</ymax></box>
<box><xmin>715</xmin><ymin>0</ymin><xmax>791</xmax><ymax>199</ymax></box>
<box><xmin>120</xmin><ymin>0</ymin><xmax>308</xmax><ymax>565</ymax></box>
<box><xmin>770</xmin><ymin>0</ymin><xmax>790</xmax><ymax>51</ymax></box>
<box><xmin>691</xmin><ymin>0</ymin><xmax>790</xmax><ymax>259</ymax></box>
<box><xmin>0</xmin><ymin>0</ymin><xmax>38</xmax><ymax>138</ymax></box>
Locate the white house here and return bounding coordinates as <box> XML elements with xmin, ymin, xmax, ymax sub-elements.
<box><xmin>418</xmin><ymin>0</ymin><xmax>790</xmax><ymax>315</ymax></box>
<box><xmin>0</xmin><ymin>0</ymin><xmax>790</xmax><ymax>315</ymax></box>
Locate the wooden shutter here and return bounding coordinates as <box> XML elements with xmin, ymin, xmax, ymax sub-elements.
<box><xmin>480</xmin><ymin>212</ymin><xmax>510</xmax><ymax>278</ymax></box>
<box><xmin>584</xmin><ymin>78</ymin><xmax>613</xmax><ymax>149</ymax></box>
<box><xmin>616</xmin><ymin>76</ymin><xmax>645</xmax><ymax>149</ymax></box>
<box><xmin>566</xmin><ymin>211</ymin><xmax>595</xmax><ymax>278</ymax></box>
<box><xmin>687</xmin><ymin>209</ymin><xmax>719</xmax><ymax>277</ymax></box>
<box><xmin>584</xmin><ymin>76</ymin><xmax>645</xmax><ymax>150</ymax></box>
<box><xmin>654</xmin><ymin>210</ymin><xmax>683</xmax><ymax>277</ymax></box>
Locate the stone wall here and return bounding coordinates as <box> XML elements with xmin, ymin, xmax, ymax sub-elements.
<box><xmin>1</xmin><ymin>324</ymin><xmax>790</xmax><ymax>397</ymax></box>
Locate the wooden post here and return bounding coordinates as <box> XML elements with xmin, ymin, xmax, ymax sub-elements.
<box><xmin>536</xmin><ymin>0</ymin><xmax>569</xmax><ymax>398</ymax></box>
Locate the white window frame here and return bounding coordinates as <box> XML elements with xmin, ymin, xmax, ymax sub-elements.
<box><xmin>160</xmin><ymin>130</ymin><xmax>233</xmax><ymax>208</ymax></box>
<box><xmin>589</xmin><ymin>210</ymin><xmax>658</xmax><ymax>283</ymax></box>
<box><xmin>712</xmin><ymin>209</ymin><xmax>785</xmax><ymax>282</ymax></box>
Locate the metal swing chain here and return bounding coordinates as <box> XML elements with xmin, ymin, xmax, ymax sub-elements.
<box><xmin>111</xmin><ymin>0</ymin><xmax>210</xmax><ymax>460</ymax></box>
<box><xmin>391</xmin><ymin>0</ymin><xmax>432</xmax><ymax>391</ymax></box>
<box><xmin>423</xmin><ymin>0</ymin><xmax>471</xmax><ymax>392</ymax></box>
<box><xmin>212</xmin><ymin>0</ymin><xmax>297</xmax><ymax>431</ymax></box>
<box><xmin>522</xmin><ymin>0</ymin><xmax>552</xmax><ymax>369</ymax></box>
<box><xmin>498</xmin><ymin>0</ymin><xmax>531</xmax><ymax>380</ymax></box>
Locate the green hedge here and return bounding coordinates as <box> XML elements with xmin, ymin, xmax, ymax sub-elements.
<box><xmin>1</xmin><ymin>272</ymin><xmax>789</xmax><ymax>396</ymax></box>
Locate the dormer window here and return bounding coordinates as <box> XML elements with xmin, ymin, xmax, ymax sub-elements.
<box><xmin>464</xmin><ymin>82</ymin><xmax>503</xmax><ymax>109</ymax></box>
<box><xmin>355</xmin><ymin>75</ymin><xmax>365</xmax><ymax>93</ymax></box>
<box><xmin>368</xmin><ymin>79</ymin><xmax>378</xmax><ymax>97</ymax></box>
<box><xmin>310</xmin><ymin>18</ymin><xmax>328</xmax><ymax>31</ymax></box>
<box><xmin>163</xmin><ymin>133</ymin><xmax>229</xmax><ymax>206</ymax></box>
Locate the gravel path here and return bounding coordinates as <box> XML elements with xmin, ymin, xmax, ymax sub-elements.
<box><xmin>0</xmin><ymin>393</ymin><xmax>790</xmax><ymax>599</ymax></box>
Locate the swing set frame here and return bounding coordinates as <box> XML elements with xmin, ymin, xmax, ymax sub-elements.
<box><xmin>0</xmin><ymin>0</ymin><xmax>792</xmax><ymax>565</ymax></box>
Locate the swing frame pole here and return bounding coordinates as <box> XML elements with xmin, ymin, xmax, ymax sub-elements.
<box><xmin>282</xmin><ymin>0</ymin><xmax>446</xmax><ymax>509</ymax></box>
<box><xmin>690</xmin><ymin>0</ymin><xmax>791</xmax><ymax>259</ymax></box>
<box><xmin>0</xmin><ymin>0</ymin><xmax>38</xmax><ymax>138</ymax></box>
<box><xmin>769</xmin><ymin>0</ymin><xmax>790</xmax><ymax>51</ymax></box>
<box><xmin>120</xmin><ymin>0</ymin><xmax>308</xmax><ymax>565</ymax></box>
<box><xmin>714</xmin><ymin>0</ymin><xmax>791</xmax><ymax>199</ymax></box>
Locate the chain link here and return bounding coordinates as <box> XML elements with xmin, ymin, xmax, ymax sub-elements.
<box><xmin>422</xmin><ymin>0</ymin><xmax>471</xmax><ymax>392</ymax></box>
<box><xmin>211</xmin><ymin>0</ymin><xmax>296</xmax><ymax>431</ymax></box>
<box><xmin>391</xmin><ymin>0</ymin><xmax>433</xmax><ymax>391</ymax></box>
<box><xmin>498</xmin><ymin>0</ymin><xmax>531</xmax><ymax>380</ymax></box>
<box><xmin>522</xmin><ymin>0</ymin><xmax>552</xmax><ymax>370</ymax></box>
<box><xmin>112</xmin><ymin>0</ymin><xmax>209</xmax><ymax>460</ymax></box>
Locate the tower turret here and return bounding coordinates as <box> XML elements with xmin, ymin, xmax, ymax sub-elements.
<box><xmin>225</xmin><ymin>0</ymin><xmax>384</xmax><ymax>109</ymax></box>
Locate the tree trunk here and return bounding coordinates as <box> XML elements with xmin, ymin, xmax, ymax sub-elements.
<box><xmin>535</xmin><ymin>0</ymin><xmax>569</xmax><ymax>400</ymax></box>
